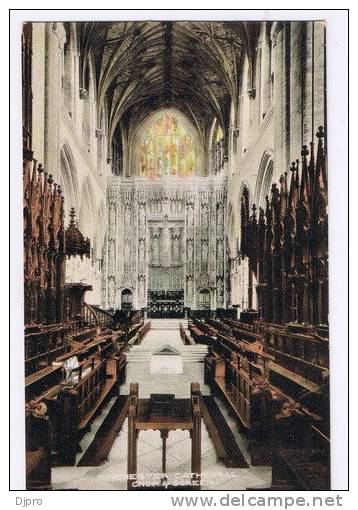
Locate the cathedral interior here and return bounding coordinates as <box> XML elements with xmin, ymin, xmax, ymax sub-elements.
<box><xmin>22</xmin><ymin>20</ymin><xmax>329</xmax><ymax>490</ymax></box>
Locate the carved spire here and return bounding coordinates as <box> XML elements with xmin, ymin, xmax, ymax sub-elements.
<box><xmin>65</xmin><ymin>207</ymin><xmax>91</xmax><ymax>260</ymax></box>
<box><xmin>314</xmin><ymin>125</ymin><xmax>327</xmax><ymax>194</ymax></box>
<box><xmin>300</xmin><ymin>144</ymin><xmax>310</xmax><ymax>208</ymax></box>
<box><xmin>69</xmin><ymin>206</ymin><xmax>77</xmax><ymax>227</ymax></box>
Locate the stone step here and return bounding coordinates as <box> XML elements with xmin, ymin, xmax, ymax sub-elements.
<box><xmin>127</xmin><ymin>354</ymin><xmax>206</xmax><ymax>363</ymax></box>
<box><xmin>126</xmin><ymin>346</ymin><xmax>208</xmax><ymax>363</ymax></box>
<box><xmin>148</xmin><ymin>319</ymin><xmax>188</xmax><ymax>330</ymax></box>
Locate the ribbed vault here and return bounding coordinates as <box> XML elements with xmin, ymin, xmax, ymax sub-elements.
<box><xmin>74</xmin><ymin>21</ymin><xmax>258</xmax><ymax>145</ymax></box>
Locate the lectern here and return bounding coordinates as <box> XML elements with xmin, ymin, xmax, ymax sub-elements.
<box><xmin>127</xmin><ymin>383</ymin><xmax>201</xmax><ymax>490</ymax></box>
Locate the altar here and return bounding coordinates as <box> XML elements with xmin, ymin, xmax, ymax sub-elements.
<box><xmin>147</xmin><ymin>290</ymin><xmax>184</xmax><ymax>318</ymax></box>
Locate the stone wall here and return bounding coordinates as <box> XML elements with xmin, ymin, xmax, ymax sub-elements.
<box><xmin>31</xmin><ymin>22</ymin><xmax>109</xmax><ymax>304</ymax></box>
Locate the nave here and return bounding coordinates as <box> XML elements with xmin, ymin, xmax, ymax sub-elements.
<box><xmin>21</xmin><ymin>19</ymin><xmax>330</xmax><ymax>491</ymax></box>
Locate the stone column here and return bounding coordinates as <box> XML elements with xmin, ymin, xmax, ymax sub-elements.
<box><xmin>228</xmin><ymin>99</ymin><xmax>236</xmax><ymax>176</ymax></box>
<box><xmin>260</xmin><ymin>22</ymin><xmax>271</xmax><ymax>120</ymax></box>
<box><xmin>289</xmin><ymin>22</ymin><xmax>304</xmax><ymax>162</ymax></box>
<box><xmin>44</xmin><ymin>22</ymin><xmax>66</xmax><ymax>178</ymax></box>
<box><xmin>302</xmin><ymin>22</ymin><xmax>314</xmax><ymax>145</ymax></box>
<box><xmin>96</xmin><ymin>129</ymin><xmax>106</xmax><ymax>177</ymax></box>
<box><xmin>31</xmin><ymin>23</ymin><xmax>46</xmax><ymax>164</ymax></box>
<box><xmin>313</xmin><ymin>21</ymin><xmax>326</xmax><ymax>137</ymax></box>
<box><xmin>271</xmin><ymin>22</ymin><xmax>284</xmax><ymax>176</ymax></box>
<box><xmin>282</xmin><ymin>23</ymin><xmax>291</xmax><ymax>172</ymax></box>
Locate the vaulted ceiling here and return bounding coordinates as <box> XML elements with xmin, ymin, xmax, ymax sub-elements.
<box><xmin>76</xmin><ymin>21</ymin><xmax>260</xmax><ymax>143</ymax></box>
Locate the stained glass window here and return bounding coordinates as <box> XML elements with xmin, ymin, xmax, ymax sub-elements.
<box><xmin>215</xmin><ymin>125</ymin><xmax>224</xmax><ymax>142</ymax></box>
<box><xmin>139</xmin><ymin>113</ymin><xmax>196</xmax><ymax>178</ymax></box>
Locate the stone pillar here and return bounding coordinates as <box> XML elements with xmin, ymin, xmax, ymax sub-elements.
<box><xmin>252</xmin><ymin>44</ymin><xmax>261</xmax><ymax>135</ymax></box>
<box><xmin>289</xmin><ymin>22</ymin><xmax>304</xmax><ymax>162</ymax></box>
<box><xmin>260</xmin><ymin>22</ymin><xmax>271</xmax><ymax>120</ymax></box>
<box><xmin>282</xmin><ymin>23</ymin><xmax>291</xmax><ymax>173</ymax></box>
<box><xmin>31</xmin><ymin>23</ymin><xmax>46</xmax><ymax>164</ymax></box>
<box><xmin>302</xmin><ymin>22</ymin><xmax>314</xmax><ymax>145</ymax></box>
<box><xmin>44</xmin><ymin>22</ymin><xmax>66</xmax><ymax>178</ymax></box>
<box><xmin>96</xmin><ymin>129</ymin><xmax>106</xmax><ymax>177</ymax></box>
<box><xmin>272</xmin><ymin>22</ymin><xmax>284</xmax><ymax>176</ymax></box>
<box><xmin>313</xmin><ymin>21</ymin><xmax>326</xmax><ymax>137</ymax></box>
<box><xmin>228</xmin><ymin>100</ymin><xmax>236</xmax><ymax>176</ymax></box>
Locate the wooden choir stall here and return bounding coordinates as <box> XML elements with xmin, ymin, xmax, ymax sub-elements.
<box><xmin>23</xmin><ymin>151</ymin><xmax>146</xmax><ymax>489</ymax></box>
<box><xmin>188</xmin><ymin>128</ymin><xmax>330</xmax><ymax>490</ymax></box>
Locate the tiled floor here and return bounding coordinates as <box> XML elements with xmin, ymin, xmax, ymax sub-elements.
<box><xmin>52</xmin><ymin>321</ymin><xmax>271</xmax><ymax>490</ymax></box>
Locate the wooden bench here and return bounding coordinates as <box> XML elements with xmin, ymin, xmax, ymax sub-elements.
<box><xmin>56</xmin><ymin>352</ymin><xmax>126</xmax><ymax>465</ymax></box>
<box><xmin>26</xmin><ymin>412</ymin><xmax>52</xmax><ymax>490</ymax></box>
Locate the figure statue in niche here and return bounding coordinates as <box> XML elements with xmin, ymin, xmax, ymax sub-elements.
<box><xmin>172</xmin><ymin>235</ymin><xmax>181</xmax><ymax>263</ymax></box>
<box><xmin>124</xmin><ymin>204</ymin><xmax>131</xmax><ymax>227</ymax></box>
<box><xmin>217</xmin><ymin>203</ymin><xmax>224</xmax><ymax>230</ymax></box>
<box><xmin>187</xmin><ymin>204</ymin><xmax>194</xmax><ymax>226</ymax></box>
<box><xmin>152</xmin><ymin>235</ymin><xmax>160</xmax><ymax>266</ymax></box>
<box><xmin>202</xmin><ymin>240</ymin><xmax>208</xmax><ymax>262</ymax></box>
<box><xmin>217</xmin><ymin>240</ymin><xmax>224</xmax><ymax>274</ymax></box>
<box><xmin>201</xmin><ymin>240</ymin><xmax>209</xmax><ymax>273</ymax></box>
<box><xmin>139</xmin><ymin>204</ymin><xmax>146</xmax><ymax>227</ymax></box>
<box><xmin>157</xmin><ymin>200</ymin><xmax>162</xmax><ymax>213</ymax></box>
<box><xmin>138</xmin><ymin>277</ymin><xmax>145</xmax><ymax>302</ymax></box>
<box><xmin>124</xmin><ymin>241</ymin><xmax>131</xmax><ymax>271</ymax></box>
<box><xmin>109</xmin><ymin>205</ymin><xmax>115</xmax><ymax>227</ymax></box>
<box><xmin>139</xmin><ymin>239</ymin><xmax>145</xmax><ymax>261</ymax></box>
<box><xmin>202</xmin><ymin>204</ymin><xmax>208</xmax><ymax>227</ymax></box>
<box><xmin>187</xmin><ymin>239</ymin><xmax>194</xmax><ymax>260</ymax></box>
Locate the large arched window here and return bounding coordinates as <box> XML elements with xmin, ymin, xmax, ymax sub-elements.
<box><xmin>134</xmin><ymin>110</ymin><xmax>201</xmax><ymax>178</ymax></box>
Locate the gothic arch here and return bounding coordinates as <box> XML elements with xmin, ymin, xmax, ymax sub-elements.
<box><xmin>209</xmin><ymin>117</ymin><xmax>225</xmax><ymax>175</ymax></box>
<box><xmin>238</xmin><ymin>181</ymin><xmax>252</xmax><ymax>209</ymax></box>
<box><xmin>120</xmin><ymin>288</ymin><xmax>133</xmax><ymax>310</ymax></box>
<box><xmin>254</xmin><ymin>150</ymin><xmax>274</xmax><ymax>208</ymax></box>
<box><xmin>60</xmin><ymin>141</ymin><xmax>79</xmax><ymax>219</ymax></box>
<box><xmin>198</xmin><ymin>287</ymin><xmax>211</xmax><ymax>310</ymax></box>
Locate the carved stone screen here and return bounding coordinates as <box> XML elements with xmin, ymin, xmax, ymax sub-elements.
<box><xmin>105</xmin><ymin>177</ymin><xmax>227</xmax><ymax>311</ymax></box>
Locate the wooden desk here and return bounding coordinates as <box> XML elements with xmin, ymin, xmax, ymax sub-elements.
<box><xmin>127</xmin><ymin>383</ymin><xmax>201</xmax><ymax>490</ymax></box>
